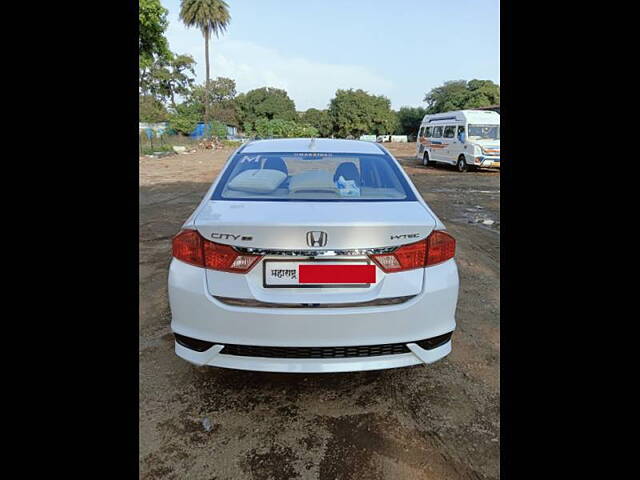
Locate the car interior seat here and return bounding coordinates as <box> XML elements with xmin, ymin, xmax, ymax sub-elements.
<box><xmin>333</xmin><ymin>162</ymin><xmax>361</xmax><ymax>186</ymax></box>
<box><xmin>263</xmin><ymin>157</ymin><xmax>288</xmax><ymax>176</ymax></box>
<box><xmin>234</xmin><ymin>158</ymin><xmax>260</xmax><ymax>176</ymax></box>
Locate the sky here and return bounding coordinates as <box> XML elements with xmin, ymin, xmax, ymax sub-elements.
<box><xmin>162</xmin><ymin>0</ymin><xmax>500</xmax><ymax>111</ymax></box>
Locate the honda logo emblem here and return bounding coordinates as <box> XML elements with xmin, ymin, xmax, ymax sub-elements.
<box><xmin>306</xmin><ymin>231</ymin><xmax>328</xmax><ymax>247</ymax></box>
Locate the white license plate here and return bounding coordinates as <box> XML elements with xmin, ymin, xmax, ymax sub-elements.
<box><xmin>483</xmin><ymin>159</ymin><xmax>500</xmax><ymax>166</ymax></box>
<box><xmin>263</xmin><ymin>261</ymin><xmax>375</xmax><ymax>288</ymax></box>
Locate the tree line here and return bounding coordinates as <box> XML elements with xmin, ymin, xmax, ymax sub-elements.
<box><xmin>139</xmin><ymin>0</ymin><xmax>499</xmax><ymax>139</ymax></box>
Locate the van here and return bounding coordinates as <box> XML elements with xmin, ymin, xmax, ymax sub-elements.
<box><xmin>416</xmin><ymin>110</ymin><xmax>500</xmax><ymax>172</ymax></box>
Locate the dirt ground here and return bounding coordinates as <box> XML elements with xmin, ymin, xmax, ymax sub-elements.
<box><xmin>139</xmin><ymin>142</ymin><xmax>500</xmax><ymax>480</ymax></box>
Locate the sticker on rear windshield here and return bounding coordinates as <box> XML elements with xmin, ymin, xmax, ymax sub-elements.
<box><xmin>239</xmin><ymin>155</ymin><xmax>261</xmax><ymax>164</ymax></box>
<box><xmin>292</xmin><ymin>153</ymin><xmax>333</xmax><ymax>157</ymax></box>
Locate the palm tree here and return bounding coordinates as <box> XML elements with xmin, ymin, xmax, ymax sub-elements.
<box><xmin>179</xmin><ymin>0</ymin><xmax>231</xmax><ymax>124</ymax></box>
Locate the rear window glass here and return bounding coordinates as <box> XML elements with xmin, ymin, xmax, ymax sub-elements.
<box><xmin>212</xmin><ymin>152</ymin><xmax>416</xmax><ymax>202</ymax></box>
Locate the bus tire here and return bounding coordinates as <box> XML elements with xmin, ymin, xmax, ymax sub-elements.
<box><xmin>457</xmin><ymin>155</ymin><xmax>469</xmax><ymax>172</ymax></box>
<box><xmin>423</xmin><ymin>152</ymin><xmax>431</xmax><ymax>167</ymax></box>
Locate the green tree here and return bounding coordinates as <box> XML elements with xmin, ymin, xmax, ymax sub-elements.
<box><xmin>209</xmin><ymin>120</ymin><xmax>228</xmax><ymax>138</ymax></box>
<box><xmin>189</xmin><ymin>77</ymin><xmax>238</xmax><ymax>126</ymax></box>
<box><xmin>139</xmin><ymin>0</ymin><xmax>171</xmax><ymax>70</ymax></box>
<box><xmin>396</xmin><ymin>106</ymin><xmax>428</xmax><ymax>136</ymax></box>
<box><xmin>179</xmin><ymin>0</ymin><xmax>231</xmax><ymax>123</ymax></box>
<box><xmin>300</xmin><ymin>108</ymin><xmax>333</xmax><ymax>137</ymax></box>
<box><xmin>251</xmin><ymin>118</ymin><xmax>273</xmax><ymax>138</ymax></box>
<box><xmin>206</xmin><ymin>76</ymin><xmax>236</xmax><ymax>103</ymax></box>
<box><xmin>168</xmin><ymin>102</ymin><xmax>201</xmax><ymax>135</ymax></box>
<box><xmin>249</xmin><ymin>118</ymin><xmax>317</xmax><ymax>138</ymax></box>
<box><xmin>140</xmin><ymin>54</ymin><xmax>196</xmax><ymax>107</ymax></box>
<box><xmin>328</xmin><ymin>89</ymin><xmax>397</xmax><ymax>138</ymax></box>
<box><xmin>235</xmin><ymin>87</ymin><xmax>297</xmax><ymax>132</ymax></box>
<box><xmin>423</xmin><ymin>79</ymin><xmax>500</xmax><ymax>113</ymax></box>
<box><xmin>139</xmin><ymin>95</ymin><xmax>169</xmax><ymax>123</ymax></box>
<box><xmin>294</xmin><ymin>124</ymin><xmax>319</xmax><ymax>138</ymax></box>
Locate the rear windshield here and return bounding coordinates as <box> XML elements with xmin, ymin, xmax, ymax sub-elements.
<box><xmin>212</xmin><ymin>151</ymin><xmax>416</xmax><ymax>202</ymax></box>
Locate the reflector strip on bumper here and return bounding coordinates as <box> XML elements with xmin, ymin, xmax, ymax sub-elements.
<box><xmin>213</xmin><ymin>295</ymin><xmax>415</xmax><ymax>308</ymax></box>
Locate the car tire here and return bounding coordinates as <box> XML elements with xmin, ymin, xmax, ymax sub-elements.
<box><xmin>423</xmin><ymin>152</ymin><xmax>431</xmax><ymax>167</ymax></box>
<box><xmin>457</xmin><ymin>156</ymin><xmax>469</xmax><ymax>172</ymax></box>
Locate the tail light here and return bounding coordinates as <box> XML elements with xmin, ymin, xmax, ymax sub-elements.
<box><xmin>172</xmin><ymin>229</ymin><xmax>262</xmax><ymax>273</ymax></box>
<box><xmin>369</xmin><ymin>230</ymin><xmax>455</xmax><ymax>273</ymax></box>
<box><xmin>425</xmin><ymin>230</ymin><xmax>456</xmax><ymax>266</ymax></box>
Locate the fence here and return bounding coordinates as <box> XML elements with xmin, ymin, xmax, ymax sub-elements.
<box><xmin>139</xmin><ymin>130</ymin><xmax>201</xmax><ymax>156</ymax></box>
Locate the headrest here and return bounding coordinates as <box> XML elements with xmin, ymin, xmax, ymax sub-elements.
<box><xmin>333</xmin><ymin>162</ymin><xmax>360</xmax><ymax>186</ymax></box>
<box><xmin>263</xmin><ymin>157</ymin><xmax>288</xmax><ymax>175</ymax></box>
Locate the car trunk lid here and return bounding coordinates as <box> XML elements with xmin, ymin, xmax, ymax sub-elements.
<box><xmin>195</xmin><ymin>200</ymin><xmax>436</xmax><ymax>250</ymax></box>
<box><xmin>196</xmin><ymin>200</ymin><xmax>435</xmax><ymax>303</ymax></box>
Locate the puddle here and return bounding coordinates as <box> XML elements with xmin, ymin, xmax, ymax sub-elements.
<box><xmin>450</xmin><ymin>210</ymin><xmax>500</xmax><ymax>230</ymax></box>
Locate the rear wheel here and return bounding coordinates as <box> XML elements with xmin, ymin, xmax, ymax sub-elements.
<box><xmin>423</xmin><ymin>152</ymin><xmax>431</xmax><ymax>167</ymax></box>
<box><xmin>457</xmin><ymin>155</ymin><xmax>469</xmax><ymax>172</ymax></box>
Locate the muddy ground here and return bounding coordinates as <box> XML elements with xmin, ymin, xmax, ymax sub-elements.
<box><xmin>139</xmin><ymin>142</ymin><xmax>500</xmax><ymax>480</ymax></box>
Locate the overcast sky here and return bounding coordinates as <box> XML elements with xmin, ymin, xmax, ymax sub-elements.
<box><xmin>161</xmin><ymin>0</ymin><xmax>500</xmax><ymax>111</ymax></box>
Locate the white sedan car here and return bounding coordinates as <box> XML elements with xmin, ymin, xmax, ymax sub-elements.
<box><xmin>168</xmin><ymin>138</ymin><xmax>459</xmax><ymax>373</ymax></box>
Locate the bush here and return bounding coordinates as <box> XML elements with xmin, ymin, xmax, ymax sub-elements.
<box><xmin>209</xmin><ymin>120</ymin><xmax>228</xmax><ymax>139</ymax></box>
<box><xmin>249</xmin><ymin>118</ymin><xmax>318</xmax><ymax>138</ymax></box>
<box><xmin>168</xmin><ymin>102</ymin><xmax>200</xmax><ymax>135</ymax></box>
<box><xmin>141</xmin><ymin>144</ymin><xmax>174</xmax><ymax>155</ymax></box>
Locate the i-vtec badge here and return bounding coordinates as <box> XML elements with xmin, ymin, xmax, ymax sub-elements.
<box><xmin>390</xmin><ymin>233</ymin><xmax>421</xmax><ymax>240</ymax></box>
<box><xmin>211</xmin><ymin>232</ymin><xmax>253</xmax><ymax>241</ymax></box>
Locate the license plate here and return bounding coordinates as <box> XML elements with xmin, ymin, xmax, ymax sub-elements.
<box><xmin>482</xmin><ymin>158</ymin><xmax>500</xmax><ymax>166</ymax></box>
<box><xmin>263</xmin><ymin>261</ymin><xmax>375</xmax><ymax>288</ymax></box>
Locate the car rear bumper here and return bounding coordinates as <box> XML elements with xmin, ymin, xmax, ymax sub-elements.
<box><xmin>174</xmin><ymin>338</ymin><xmax>452</xmax><ymax>373</ymax></box>
<box><xmin>168</xmin><ymin>258</ymin><xmax>458</xmax><ymax>372</ymax></box>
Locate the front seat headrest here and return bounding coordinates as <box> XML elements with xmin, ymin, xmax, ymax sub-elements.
<box><xmin>263</xmin><ymin>157</ymin><xmax>288</xmax><ymax>175</ymax></box>
<box><xmin>333</xmin><ymin>162</ymin><xmax>360</xmax><ymax>186</ymax></box>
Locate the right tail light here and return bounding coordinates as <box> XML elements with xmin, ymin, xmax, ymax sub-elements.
<box><xmin>369</xmin><ymin>230</ymin><xmax>455</xmax><ymax>273</ymax></box>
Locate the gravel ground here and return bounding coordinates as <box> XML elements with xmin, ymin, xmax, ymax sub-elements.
<box><xmin>139</xmin><ymin>142</ymin><xmax>500</xmax><ymax>480</ymax></box>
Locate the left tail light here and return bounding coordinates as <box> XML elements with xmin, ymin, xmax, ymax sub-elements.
<box><xmin>369</xmin><ymin>230</ymin><xmax>455</xmax><ymax>273</ymax></box>
<box><xmin>172</xmin><ymin>229</ymin><xmax>262</xmax><ymax>273</ymax></box>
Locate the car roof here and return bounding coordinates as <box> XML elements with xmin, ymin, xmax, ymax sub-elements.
<box><xmin>241</xmin><ymin>138</ymin><xmax>384</xmax><ymax>154</ymax></box>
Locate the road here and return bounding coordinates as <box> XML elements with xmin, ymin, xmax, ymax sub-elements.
<box><xmin>139</xmin><ymin>142</ymin><xmax>500</xmax><ymax>480</ymax></box>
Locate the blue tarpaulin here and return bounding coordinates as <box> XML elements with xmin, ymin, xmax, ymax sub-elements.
<box><xmin>190</xmin><ymin>123</ymin><xmax>208</xmax><ymax>139</ymax></box>
<box><xmin>190</xmin><ymin>122</ymin><xmax>237</xmax><ymax>139</ymax></box>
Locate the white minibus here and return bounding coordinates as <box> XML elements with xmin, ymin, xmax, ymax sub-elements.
<box><xmin>416</xmin><ymin>110</ymin><xmax>500</xmax><ymax>172</ymax></box>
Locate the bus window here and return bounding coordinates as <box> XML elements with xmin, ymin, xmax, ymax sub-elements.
<box><xmin>443</xmin><ymin>126</ymin><xmax>456</xmax><ymax>138</ymax></box>
<box><xmin>418</xmin><ymin>127</ymin><xmax>425</xmax><ymax>137</ymax></box>
<box><xmin>432</xmin><ymin>126</ymin><xmax>443</xmax><ymax>138</ymax></box>
<box><xmin>425</xmin><ymin>126</ymin><xmax>432</xmax><ymax>137</ymax></box>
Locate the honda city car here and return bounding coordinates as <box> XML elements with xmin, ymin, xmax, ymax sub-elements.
<box><xmin>168</xmin><ymin>138</ymin><xmax>459</xmax><ymax>373</ymax></box>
